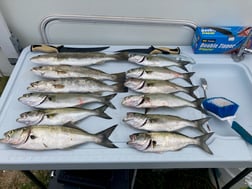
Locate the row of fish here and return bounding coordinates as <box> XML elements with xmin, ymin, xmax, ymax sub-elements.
<box><xmin>119</xmin><ymin>54</ymin><xmax>213</xmax><ymax>154</ymax></box>
<box><xmin>1</xmin><ymin>52</ymin><xmax>130</xmax><ymax>150</ymax></box>
<box><xmin>1</xmin><ymin>50</ymin><xmax>213</xmax><ymax>154</ymax></box>
<box><xmin>30</xmin><ymin>52</ymin><xmax>195</xmax><ymax>67</ymax></box>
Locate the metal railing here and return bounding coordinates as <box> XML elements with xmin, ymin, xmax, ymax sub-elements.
<box><xmin>40</xmin><ymin>14</ymin><xmax>197</xmax><ymax>44</ymax></box>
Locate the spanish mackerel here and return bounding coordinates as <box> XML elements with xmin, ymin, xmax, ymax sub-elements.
<box><xmin>30</xmin><ymin>52</ymin><xmax>127</xmax><ymax>66</ymax></box>
<box><xmin>127</xmin><ymin>131</ymin><xmax>213</xmax><ymax>154</ymax></box>
<box><xmin>0</xmin><ymin>124</ymin><xmax>118</xmax><ymax>150</ymax></box>
<box><xmin>18</xmin><ymin>93</ymin><xmax>116</xmax><ymax>109</ymax></box>
<box><xmin>27</xmin><ymin>78</ymin><xmax>127</xmax><ymax>93</ymax></box>
<box><xmin>123</xmin><ymin>112</ymin><xmax>209</xmax><ymax>133</ymax></box>
<box><xmin>126</xmin><ymin>66</ymin><xmax>194</xmax><ymax>84</ymax></box>
<box><xmin>31</xmin><ymin>65</ymin><xmax>125</xmax><ymax>81</ymax></box>
<box><xmin>124</xmin><ymin>78</ymin><xmax>198</xmax><ymax>98</ymax></box>
<box><xmin>122</xmin><ymin>94</ymin><xmax>204</xmax><ymax>110</ymax></box>
<box><xmin>17</xmin><ymin>105</ymin><xmax>111</xmax><ymax>125</ymax></box>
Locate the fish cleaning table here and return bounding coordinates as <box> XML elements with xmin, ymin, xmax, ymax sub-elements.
<box><xmin>0</xmin><ymin>45</ymin><xmax>252</xmax><ymax>170</ymax></box>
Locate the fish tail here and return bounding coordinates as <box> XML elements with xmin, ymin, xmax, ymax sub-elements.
<box><xmin>194</xmin><ymin>117</ymin><xmax>211</xmax><ymax>133</ymax></box>
<box><xmin>103</xmin><ymin>93</ymin><xmax>117</xmax><ymax>109</ymax></box>
<box><xmin>112</xmin><ymin>82</ymin><xmax>128</xmax><ymax>93</ymax></box>
<box><xmin>195</xmin><ymin>132</ymin><xmax>214</xmax><ymax>154</ymax></box>
<box><xmin>177</xmin><ymin>63</ymin><xmax>188</xmax><ymax>72</ymax></box>
<box><xmin>94</xmin><ymin>105</ymin><xmax>112</xmax><ymax>119</ymax></box>
<box><xmin>111</xmin><ymin>72</ymin><xmax>126</xmax><ymax>82</ymax></box>
<box><xmin>193</xmin><ymin>97</ymin><xmax>207</xmax><ymax>113</ymax></box>
<box><xmin>182</xmin><ymin>72</ymin><xmax>195</xmax><ymax>85</ymax></box>
<box><xmin>96</xmin><ymin>125</ymin><xmax>118</xmax><ymax>148</ymax></box>
<box><xmin>184</xmin><ymin>85</ymin><xmax>199</xmax><ymax>98</ymax></box>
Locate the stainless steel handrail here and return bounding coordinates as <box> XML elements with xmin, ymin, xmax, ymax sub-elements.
<box><xmin>40</xmin><ymin>14</ymin><xmax>198</xmax><ymax>44</ymax></box>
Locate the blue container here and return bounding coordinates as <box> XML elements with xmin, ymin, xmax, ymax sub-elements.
<box><xmin>192</xmin><ymin>26</ymin><xmax>252</xmax><ymax>54</ymax></box>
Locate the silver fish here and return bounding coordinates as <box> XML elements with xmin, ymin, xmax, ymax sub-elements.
<box><xmin>127</xmin><ymin>132</ymin><xmax>213</xmax><ymax>154</ymax></box>
<box><xmin>128</xmin><ymin>54</ymin><xmax>192</xmax><ymax>71</ymax></box>
<box><xmin>123</xmin><ymin>112</ymin><xmax>209</xmax><ymax>133</ymax></box>
<box><xmin>18</xmin><ymin>93</ymin><xmax>116</xmax><ymax>109</ymax></box>
<box><xmin>126</xmin><ymin>66</ymin><xmax>194</xmax><ymax>84</ymax></box>
<box><xmin>0</xmin><ymin>124</ymin><xmax>118</xmax><ymax>150</ymax></box>
<box><xmin>30</xmin><ymin>52</ymin><xmax>127</xmax><ymax>66</ymax></box>
<box><xmin>17</xmin><ymin>105</ymin><xmax>111</xmax><ymax>125</ymax></box>
<box><xmin>27</xmin><ymin>78</ymin><xmax>127</xmax><ymax>93</ymax></box>
<box><xmin>31</xmin><ymin>65</ymin><xmax>125</xmax><ymax>81</ymax></box>
<box><xmin>124</xmin><ymin>78</ymin><xmax>198</xmax><ymax>98</ymax></box>
<box><xmin>122</xmin><ymin>94</ymin><xmax>203</xmax><ymax>109</ymax></box>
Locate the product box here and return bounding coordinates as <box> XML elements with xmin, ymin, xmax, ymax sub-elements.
<box><xmin>192</xmin><ymin>26</ymin><xmax>252</xmax><ymax>54</ymax></box>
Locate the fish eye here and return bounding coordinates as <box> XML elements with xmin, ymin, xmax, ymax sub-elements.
<box><xmin>20</xmin><ymin>114</ymin><xmax>27</xmax><ymax>118</ymax></box>
<box><xmin>30</xmin><ymin>135</ymin><xmax>36</xmax><ymax>139</ymax></box>
<box><xmin>46</xmin><ymin>114</ymin><xmax>53</xmax><ymax>118</ymax></box>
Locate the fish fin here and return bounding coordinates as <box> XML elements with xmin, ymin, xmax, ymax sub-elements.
<box><xmin>94</xmin><ymin>105</ymin><xmax>112</xmax><ymax>119</ymax></box>
<box><xmin>182</xmin><ymin>72</ymin><xmax>195</xmax><ymax>85</ymax></box>
<box><xmin>112</xmin><ymin>82</ymin><xmax>128</xmax><ymax>93</ymax></box>
<box><xmin>103</xmin><ymin>93</ymin><xmax>117</xmax><ymax>109</ymax></box>
<box><xmin>111</xmin><ymin>72</ymin><xmax>126</xmax><ymax>82</ymax></box>
<box><xmin>96</xmin><ymin>125</ymin><xmax>118</xmax><ymax>148</ymax></box>
<box><xmin>195</xmin><ymin>132</ymin><xmax>214</xmax><ymax>155</ymax></box>
<box><xmin>194</xmin><ymin>117</ymin><xmax>211</xmax><ymax>133</ymax></box>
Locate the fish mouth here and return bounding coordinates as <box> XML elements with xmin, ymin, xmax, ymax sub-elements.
<box><xmin>127</xmin><ymin>135</ymin><xmax>135</xmax><ymax>145</ymax></box>
<box><xmin>127</xmin><ymin>134</ymin><xmax>136</xmax><ymax>144</ymax></box>
<box><xmin>27</xmin><ymin>82</ymin><xmax>41</xmax><ymax>91</ymax></box>
<box><xmin>0</xmin><ymin>137</ymin><xmax>9</xmax><ymax>144</ymax></box>
<box><xmin>30</xmin><ymin>81</ymin><xmax>39</xmax><ymax>87</ymax></box>
<box><xmin>122</xmin><ymin>117</ymin><xmax>129</xmax><ymax>122</ymax></box>
<box><xmin>18</xmin><ymin>94</ymin><xmax>48</xmax><ymax>107</ymax></box>
<box><xmin>122</xmin><ymin>113</ymin><xmax>134</xmax><ymax>122</ymax></box>
<box><xmin>1</xmin><ymin>128</ymin><xmax>31</xmax><ymax>145</ymax></box>
<box><xmin>16</xmin><ymin>114</ymin><xmax>44</xmax><ymax>125</ymax></box>
<box><xmin>122</xmin><ymin>95</ymin><xmax>145</xmax><ymax>107</ymax></box>
<box><xmin>31</xmin><ymin>68</ymin><xmax>45</xmax><ymax>75</ymax></box>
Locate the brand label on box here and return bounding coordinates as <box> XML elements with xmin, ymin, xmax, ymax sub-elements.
<box><xmin>192</xmin><ymin>26</ymin><xmax>252</xmax><ymax>54</ymax></box>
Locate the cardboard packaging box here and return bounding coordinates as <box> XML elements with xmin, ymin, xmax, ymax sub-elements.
<box><xmin>192</xmin><ymin>26</ymin><xmax>252</xmax><ymax>54</ymax></box>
